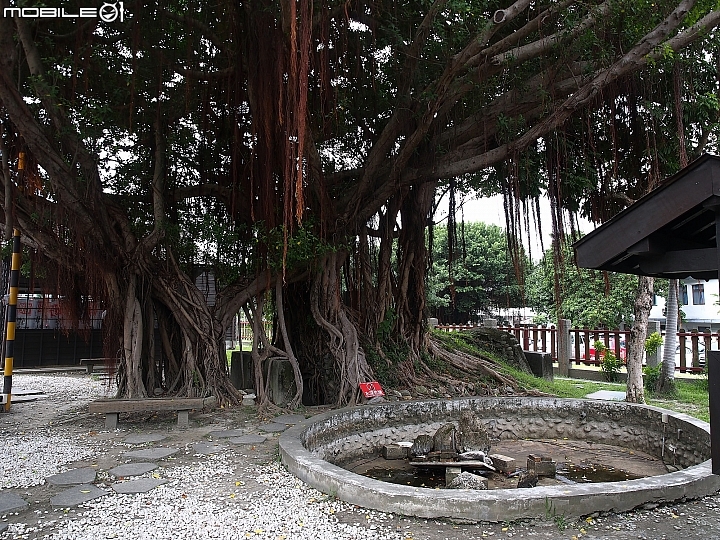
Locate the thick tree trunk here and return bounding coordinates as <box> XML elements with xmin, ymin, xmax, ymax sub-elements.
<box><xmin>626</xmin><ymin>276</ymin><xmax>653</xmax><ymax>403</ymax></box>
<box><xmin>657</xmin><ymin>278</ymin><xmax>678</xmax><ymax>394</ymax></box>
<box><xmin>310</xmin><ymin>252</ymin><xmax>374</xmax><ymax>405</ymax></box>
<box><xmin>396</xmin><ymin>181</ymin><xmax>436</xmax><ymax>352</ymax></box>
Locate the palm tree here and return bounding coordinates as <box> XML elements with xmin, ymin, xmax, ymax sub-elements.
<box><xmin>657</xmin><ymin>279</ymin><xmax>679</xmax><ymax>394</ymax></box>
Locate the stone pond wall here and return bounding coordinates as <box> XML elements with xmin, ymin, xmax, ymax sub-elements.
<box><xmin>300</xmin><ymin>398</ymin><xmax>710</xmax><ymax>469</ymax></box>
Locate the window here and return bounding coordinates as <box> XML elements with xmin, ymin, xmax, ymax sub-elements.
<box><xmin>652</xmin><ymin>294</ymin><xmax>657</xmax><ymax>306</ymax></box>
<box><xmin>692</xmin><ymin>284</ymin><xmax>705</xmax><ymax>305</ymax></box>
<box><xmin>681</xmin><ymin>285</ymin><xmax>688</xmax><ymax>305</ymax></box>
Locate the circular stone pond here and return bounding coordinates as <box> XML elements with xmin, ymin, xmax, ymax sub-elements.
<box><xmin>279</xmin><ymin>397</ymin><xmax>720</xmax><ymax>522</ymax></box>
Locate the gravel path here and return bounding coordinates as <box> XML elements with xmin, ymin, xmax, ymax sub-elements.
<box><xmin>0</xmin><ymin>373</ymin><xmax>717</xmax><ymax>540</ymax></box>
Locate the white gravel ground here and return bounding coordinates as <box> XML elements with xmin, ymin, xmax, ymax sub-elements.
<box><xmin>1</xmin><ymin>372</ymin><xmax>718</xmax><ymax>540</ymax></box>
<box><xmin>13</xmin><ymin>459</ymin><xmax>402</xmax><ymax>540</ymax></box>
<box><xmin>0</xmin><ymin>374</ymin><xmax>404</xmax><ymax>540</ymax></box>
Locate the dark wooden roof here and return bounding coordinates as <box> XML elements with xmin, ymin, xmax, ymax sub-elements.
<box><xmin>574</xmin><ymin>154</ymin><xmax>720</xmax><ymax>279</ymax></box>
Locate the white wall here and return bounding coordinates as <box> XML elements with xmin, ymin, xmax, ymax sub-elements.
<box><xmin>650</xmin><ymin>278</ymin><xmax>720</xmax><ymax>331</ymax></box>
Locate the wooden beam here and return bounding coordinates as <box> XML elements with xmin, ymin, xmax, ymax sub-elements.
<box><xmin>575</xmin><ymin>157</ymin><xmax>718</xmax><ymax>268</ymax></box>
<box><xmin>627</xmin><ymin>237</ymin><xmax>665</xmax><ymax>256</ymax></box>
<box><xmin>639</xmin><ymin>248</ymin><xmax>717</xmax><ymax>274</ymax></box>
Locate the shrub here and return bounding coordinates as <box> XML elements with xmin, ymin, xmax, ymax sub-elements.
<box><xmin>595</xmin><ymin>341</ymin><xmax>622</xmax><ymax>382</ymax></box>
<box><xmin>643</xmin><ymin>363</ymin><xmax>662</xmax><ymax>392</ymax></box>
<box><xmin>644</xmin><ymin>332</ymin><xmax>663</xmax><ymax>356</ymax></box>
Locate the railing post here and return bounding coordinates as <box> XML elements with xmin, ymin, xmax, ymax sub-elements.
<box><xmin>574</xmin><ymin>326</ymin><xmax>581</xmax><ymax>364</ymax></box>
<box><xmin>691</xmin><ymin>330</ymin><xmax>700</xmax><ymax>370</ymax></box>
<box><xmin>646</xmin><ymin>321</ymin><xmax>661</xmax><ymax>367</ymax></box>
<box><xmin>679</xmin><ymin>330</ymin><xmax>687</xmax><ymax>372</ymax></box>
<box><xmin>557</xmin><ymin>319</ymin><xmax>571</xmax><ymax>377</ymax></box>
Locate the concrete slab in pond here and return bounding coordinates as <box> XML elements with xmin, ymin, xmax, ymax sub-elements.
<box><xmin>123</xmin><ymin>448</ymin><xmax>179</xmax><ymax>460</ymax></box>
<box><xmin>123</xmin><ymin>434</ymin><xmax>167</xmax><ymax>445</ymax></box>
<box><xmin>585</xmin><ymin>390</ymin><xmax>627</xmax><ymax>401</ymax></box>
<box><xmin>46</xmin><ymin>467</ymin><xmax>97</xmax><ymax>486</ymax></box>
<box><xmin>273</xmin><ymin>414</ymin><xmax>305</xmax><ymax>425</ymax></box>
<box><xmin>112</xmin><ymin>478</ymin><xmax>166</xmax><ymax>494</ymax></box>
<box><xmin>207</xmin><ymin>429</ymin><xmax>246</xmax><ymax>438</ymax></box>
<box><xmin>259</xmin><ymin>422</ymin><xmax>287</xmax><ymax>433</ymax></box>
<box><xmin>229</xmin><ymin>434</ymin><xmax>266</xmax><ymax>445</ymax></box>
<box><xmin>50</xmin><ymin>484</ymin><xmax>108</xmax><ymax>507</ymax></box>
<box><xmin>109</xmin><ymin>463</ymin><xmax>158</xmax><ymax>477</ymax></box>
<box><xmin>0</xmin><ymin>491</ymin><xmax>28</xmax><ymax>513</ymax></box>
<box><xmin>193</xmin><ymin>443</ymin><xmax>225</xmax><ymax>455</ymax></box>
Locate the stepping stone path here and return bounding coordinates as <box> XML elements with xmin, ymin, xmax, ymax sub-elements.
<box><xmin>207</xmin><ymin>429</ymin><xmax>246</xmax><ymax>438</ymax></box>
<box><xmin>259</xmin><ymin>422</ymin><xmax>287</xmax><ymax>433</ymax></box>
<box><xmin>46</xmin><ymin>467</ymin><xmax>97</xmax><ymax>486</ymax></box>
<box><xmin>124</xmin><ymin>434</ymin><xmax>167</xmax><ymax>444</ymax></box>
<box><xmin>109</xmin><ymin>463</ymin><xmax>158</xmax><ymax>477</ymax></box>
<box><xmin>0</xmin><ymin>491</ymin><xmax>28</xmax><ymax>513</ymax></box>
<box><xmin>229</xmin><ymin>435</ymin><xmax>266</xmax><ymax>445</ymax></box>
<box><xmin>50</xmin><ymin>484</ymin><xmax>108</xmax><ymax>507</ymax></box>
<box><xmin>123</xmin><ymin>448</ymin><xmax>179</xmax><ymax>460</ymax></box>
<box><xmin>112</xmin><ymin>478</ymin><xmax>166</xmax><ymax>494</ymax></box>
<box><xmin>585</xmin><ymin>390</ymin><xmax>627</xmax><ymax>401</ymax></box>
<box><xmin>193</xmin><ymin>443</ymin><xmax>224</xmax><ymax>455</ymax></box>
<box><xmin>273</xmin><ymin>414</ymin><xmax>305</xmax><ymax>425</ymax></box>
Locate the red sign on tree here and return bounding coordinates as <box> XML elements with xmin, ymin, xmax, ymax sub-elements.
<box><xmin>359</xmin><ymin>381</ymin><xmax>385</xmax><ymax>398</ymax></box>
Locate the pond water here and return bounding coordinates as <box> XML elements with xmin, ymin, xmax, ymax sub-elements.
<box><xmin>347</xmin><ymin>438</ymin><xmax>665</xmax><ymax>489</ymax></box>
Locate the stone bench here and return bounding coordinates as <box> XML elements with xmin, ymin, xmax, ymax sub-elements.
<box><xmin>89</xmin><ymin>396</ymin><xmax>215</xmax><ymax>429</ymax></box>
<box><xmin>79</xmin><ymin>358</ymin><xmax>118</xmax><ymax>374</ymax></box>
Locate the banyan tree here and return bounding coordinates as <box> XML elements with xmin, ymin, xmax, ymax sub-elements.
<box><xmin>0</xmin><ymin>0</ymin><xmax>718</xmax><ymax>407</ymax></box>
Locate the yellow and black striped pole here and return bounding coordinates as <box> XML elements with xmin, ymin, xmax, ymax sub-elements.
<box><xmin>2</xmin><ymin>150</ymin><xmax>23</xmax><ymax>411</ymax></box>
<box><xmin>2</xmin><ymin>229</ymin><xmax>20</xmax><ymax>411</ymax></box>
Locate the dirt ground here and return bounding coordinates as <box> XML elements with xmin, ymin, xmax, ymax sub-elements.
<box><xmin>1</xmin><ymin>372</ymin><xmax>718</xmax><ymax>540</ymax></box>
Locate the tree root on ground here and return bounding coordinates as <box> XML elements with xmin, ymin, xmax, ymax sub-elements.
<box><xmin>421</xmin><ymin>337</ymin><xmax>553</xmax><ymax>397</ymax></box>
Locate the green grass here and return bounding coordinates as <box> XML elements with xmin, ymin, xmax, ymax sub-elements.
<box><xmin>431</xmin><ymin>329</ymin><xmax>711</xmax><ymax>422</ymax></box>
<box><xmin>505</xmin><ymin>365</ymin><xmax>626</xmax><ymax>398</ymax></box>
<box><xmin>647</xmin><ymin>379</ymin><xmax>710</xmax><ymax>422</ymax></box>
<box><xmin>226</xmin><ymin>343</ymin><xmax>252</xmax><ymax>364</ymax></box>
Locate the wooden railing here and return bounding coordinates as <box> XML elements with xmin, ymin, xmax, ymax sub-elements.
<box><xmin>238</xmin><ymin>320</ymin><xmax>274</xmax><ymax>344</ymax></box>
<box><xmin>435</xmin><ymin>324</ymin><xmax>715</xmax><ymax>373</ymax></box>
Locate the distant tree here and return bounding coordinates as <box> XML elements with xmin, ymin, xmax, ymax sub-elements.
<box><xmin>428</xmin><ymin>223</ymin><xmax>527</xmax><ymax>323</ymax></box>
<box><xmin>527</xmin><ymin>242</ymin><xmax>638</xmax><ymax>328</ymax></box>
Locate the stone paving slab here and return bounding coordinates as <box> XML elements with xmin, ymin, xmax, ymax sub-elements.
<box><xmin>50</xmin><ymin>484</ymin><xmax>108</xmax><ymax>507</ymax></box>
<box><xmin>0</xmin><ymin>524</ymin><xmax>7</xmax><ymax>533</ymax></box>
<box><xmin>193</xmin><ymin>443</ymin><xmax>225</xmax><ymax>455</ymax></box>
<box><xmin>112</xmin><ymin>478</ymin><xmax>167</xmax><ymax>494</ymax></box>
<box><xmin>207</xmin><ymin>429</ymin><xmax>246</xmax><ymax>438</ymax></box>
<box><xmin>123</xmin><ymin>448</ymin><xmax>179</xmax><ymax>460</ymax></box>
<box><xmin>109</xmin><ymin>463</ymin><xmax>158</xmax><ymax>477</ymax></box>
<box><xmin>46</xmin><ymin>467</ymin><xmax>97</xmax><ymax>486</ymax></box>
<box><xmin>0</xmin><ymin>491</ymin><xmax>28</xmax><ymax>513</ymax></box>
<box><xmin>585</xmin><ymin>390</ymin><xmax>627</xmax><ymax>401</ymax></box>
<box><xmin>229</xmin><ymin>435</ymin><xmax>267</xmax><ymax>445</ymax></box>
<box><xmin>9</xmin><ymin>395</ymin><xmax>46</xmax><ymax>403</ymax></box>
<box><xmin>273</xmin><ymin>414</ymin><xmax>306</xmax><ymax>425</ymax></box>
<box><xmin>259</xmin><ymin>422</ymin><xmax>287</xmax><ymax>433</ymax></box>
<box><xmin>123</xmin><ymin>434</ymin><xmax>167</xmax><ymax>444</ymax></box>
